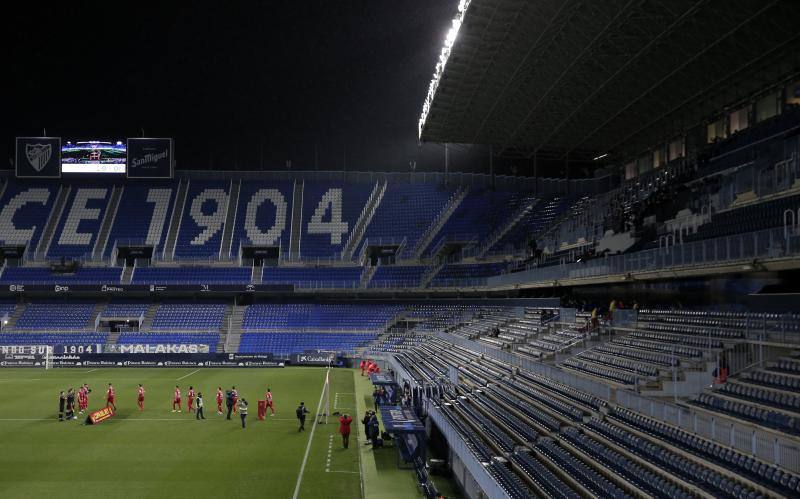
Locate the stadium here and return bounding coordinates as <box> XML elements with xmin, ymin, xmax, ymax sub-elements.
<box><xmin>3</xmin><ymin>1</ymin><xmax>800</xmax><ymax>498</ymax></box>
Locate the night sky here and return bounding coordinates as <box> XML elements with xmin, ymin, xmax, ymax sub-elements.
<box><xmin>5</xmin><ymin>1</ymin><xmax>499</xmax><ymax>173</ymax></box>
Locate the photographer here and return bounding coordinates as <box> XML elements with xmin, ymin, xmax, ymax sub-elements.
<box><xmin>368</xmin><ymin>412</ymin><xmax>380</xmax><ymax>448</ymax></box>
<box><xmin>196</xmin><ymin>392</ymin><xmax>205</xmax><ymax>420</ymax></box>
<box><xmin>339</xmin><ymin>413</ymin><xmax>353</xmax><ymax>449</ymax></box>
<box><xmin>238</xmin><ymin>398</ymin><xmax>248</xmax><ymax>428</ymax></box>
<box><xmin>362</xmin><ymin>411</ymin><xmax>372</xmax><ymax>444</ymax></box>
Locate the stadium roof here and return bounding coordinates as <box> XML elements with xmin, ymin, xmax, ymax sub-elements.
<box><xmin>418</xmin><ymin>0</ymin><xmax>800</xmax><ymax>160</ymax></box>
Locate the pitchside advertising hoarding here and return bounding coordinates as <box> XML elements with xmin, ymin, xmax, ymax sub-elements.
<box><xmin>0</xmin><ymin>345</ymin><xmax>341</xmax><ymax>368</ymax></box>
<box><xmin>2</xmin><ymin>283</ymin><xmax>294</xmax><ymax>294</ymax></box>
<box><xmin>45</xmin><ymin>353</ymin><xmax>285</xmax><ymax>368</ymax></box>
<box><xmin>0</xmin><ymin>345</ymin><xmax>50</xmax><ymax>367</ymax></box>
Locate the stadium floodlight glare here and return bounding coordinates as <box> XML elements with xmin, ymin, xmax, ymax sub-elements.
<box><xmin>418</xmin><ymin>0</ymin><xmax>472</xmax><ymax>140</ymax></box>
<box><xmin>593</xmin><ymin>153</ymin><xmax>608</xmax><ymax>161</ymax></box>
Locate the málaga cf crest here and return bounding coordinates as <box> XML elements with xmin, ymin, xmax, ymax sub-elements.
<box><xmin>25</xmin><ymin>143</ymin><xmax>52</xmax><ymax>172</ymax></box>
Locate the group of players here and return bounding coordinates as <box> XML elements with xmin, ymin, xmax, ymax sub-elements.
<box><xmin>57</xmin><ymin>384</ymin><xmax>93</xmax><ymax>421</ymax></box>
<box><xmin>59</xmin><ymin>383</ymin><xmax>276</xmax><ymax>419</ymax></box>
<box><xmin>59</xmin><ymin>380</ymin><xmax>356</xmax><ymax>450</ymax></box>
<box><xmin>359</xmin><ymin>359</ymin><xmax>381</xmax><ymax>377</ymax></box>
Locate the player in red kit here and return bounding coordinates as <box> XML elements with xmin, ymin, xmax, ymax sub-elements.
<box><xmin>187</xmin><ymin>386</ymin><xmax>196</xmax><ymax>413</ymax></box>
<box><xmin>265</xmin><ymin>388</ymin><xmax>275</xmax><ymax>416</ymax></box>
<box><xmin>172</xmin><ymin>385</ymin><xmax>182</xmax><ymax>412</ymax></box>
<box><xmin>137</xmin><ymin>384</ymin><xmax>145</xmax><ymax>411</ymax></box>
<box><xmin>106</xmin><ymin>383</ymin><xmax>116</xmax><ymax>411</ymax></box>
<box><xmin>359</xmin><ymin>360</ymin><xmax>366</xmax><ymax>376</ymax></box>
<box><xmin>216</xmin><ymin>387</ymin><xmax>223</xmax><ymax>415</ymax></box>
<box><xmin>78</xmin><ymin>384</ymin><xmax>89</xmax><ymax>414</ymax></box>
<box><xmin>83</xmin><ymin>384</ymin><xmax>91</xmax><ymax>412</ymax></box>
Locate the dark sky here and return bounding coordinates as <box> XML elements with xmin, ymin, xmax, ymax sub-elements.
<box><xmin>5</xmin><ymin>1</ymin><xmax>499</xmax><ymax>173</ymax></box>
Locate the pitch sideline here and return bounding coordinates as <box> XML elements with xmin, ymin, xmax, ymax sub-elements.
<box><xmin>292</xmin><ymin>367</ymin><xmax>329</xmax><ymax>499</ymax></box>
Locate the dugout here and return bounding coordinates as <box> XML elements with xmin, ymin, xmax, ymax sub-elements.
<box><xmin>370</xmin><ymin>372</ymin><xmax>400</xmax><ymax>404</ymax></box>
<box><xmin>379</xmin><ymin>405</ymin><xmax>427</xmax><ymax>469</ymax></box>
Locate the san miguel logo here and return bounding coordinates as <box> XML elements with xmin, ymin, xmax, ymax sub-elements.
<box><xmin>131</xmin><ymin>149</ymin><xmax>169</xmax><ymax>167</ymax></box>
<box><xmin>25</xmin><ymin>143</ymin><xmax>52</xmax><ymax>171</ymax></box>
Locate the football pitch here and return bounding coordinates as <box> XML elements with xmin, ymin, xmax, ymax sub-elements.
<box><xmin>0</xmin><ymin>367</ymin><xmax>370</xmax><ymax>499</ymax></box>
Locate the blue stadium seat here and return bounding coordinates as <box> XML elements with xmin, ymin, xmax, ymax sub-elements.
<box><xmin>261</xmin><ymin>266</ymin><xmax>361</xmax><ymax>288</ymax></box>
<box><xmin>104</xmin><ymin>184</ymin><xmax>175</xmax><ymax>257</ymax></box>
<box><xmin>0</xmin><ymin>266</ymin><xmax>122</xmax><ymax>284</ymax></box>
<box><xmin>132</xmin><ymin>266</ymin><xmax>250</xmax><ymax>284</ymax></box>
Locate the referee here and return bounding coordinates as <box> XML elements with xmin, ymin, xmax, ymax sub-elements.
<box><xmin>58</xmin><ymin>391</ymin><xmax>66</xmax><ymax>421</ymax></box>
<box><xmin>296</xmin><ymin>402</ymin><xmax>309</xmax><ymax>432</ymax></box>
<box><xmin>225</xmin><ymin>388</ymin><xmax>235</xmax><ymax>420</ymax></box>
<box><xmin>65</xmin><ymin>388</ymin><xmax>76</xmax><ymax>420</ymax></box>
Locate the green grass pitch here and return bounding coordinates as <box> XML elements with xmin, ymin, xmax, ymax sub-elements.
<box><xmin>0</xmin><ymin>367</ymin><xmax>363</xmax><ymax>499</ymax></box>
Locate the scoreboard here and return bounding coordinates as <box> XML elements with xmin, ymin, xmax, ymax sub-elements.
<box><xmin>16</xmin><ymin>136</ymin><xmax>174</xmax><ymax>179</ymax></box>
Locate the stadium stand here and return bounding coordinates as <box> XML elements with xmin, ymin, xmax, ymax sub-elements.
<box><xmin>242</xmin><ymin>303</ymin><xmax>401</xmax><ymax>331</ymax></box>
<box><xmin>131</xmin><ymin>266</ymin><xmax>250</xmax><ymax>284</ymax></box>
<box><xmin>0</xmin><ymin>266</ymin><xmax>123</xmax><ymax>284</ymax></box>
<box><xmin>229</xmin><ymin>180</ymin><xmax>294</xmax><ymax>258</ymax></box>
<box><xmin>0</xmin><ymin>332</ymin><xmax>109</xmax><ymax>345</ymax></box>
<box><xmin>358</xmin><ymin>183</ymin><xmax>455</xmax><ymax>258</ymax></box>
<box><xmin>47</xmin><ymin>186</ymin><xmax>112</xmax><ymax>258</ymax></box>
<box><xmin>260</xmin><ymin>266</ymin><xmax>361</xmax><ymax>288</ymax></box>
<box><xmin>300</xmin><ymin>182</ymin><xmax>372</xmax><ymax>259</ymax></box>
<box><xmin>173</xmin><ymin>181</ymin><xmax>231</xmax><ymax>259</ymax></box>
<box><xmin>117</xmin><ymin>333</ymin><xmax>220</xmax><ymax>352</ymax></box>
<box><xmin>423</xmin><ymin>188</ymin><xmax>515</xmax><ymax>256</ymax></box>
<box><xmin>104</xmin><ymin>183</ymin><xmax>175</xmax><ymax>257</ymax></box>
<box><xmin>14</xmin><ymin>301</ymin><xmax>96</xmax><ymax>330</ymax></box>
<box><xmin>429</xmin><ymin>262</ymin><xmax>508</xmax><ymax>287</ymax></box>
<box><xmin>150</xmin><ymin>303</ymin><xmax>227</xmax><ymax>331</ymax></box>
<box><xmin>0</xmin><ymin>182</ymin><xmax>57</xmax><ymax>252</ymax></box>
<box><xmin>100</xmin><ymin>301</ymin><xmax>149</xmax><ymax>319</ymax></box>
<box><xmin>238</xmin><ymin>332</ymin><xmax>375</xmax><ymax>355</ymax></box>
<box><xmin>368</xmin><ymin>265</ymin><xmax>426</xmax><ymax>288</ymax></box>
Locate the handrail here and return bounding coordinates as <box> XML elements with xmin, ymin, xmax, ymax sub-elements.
<box><xmin>491</xmin><ymin>225</ymin><xmax>800</xmax><ymax>288</ymax></box>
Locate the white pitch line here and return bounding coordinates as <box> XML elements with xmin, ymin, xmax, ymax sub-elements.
<box><xmin>86</xmin><ymin>369</ymin><xmax>98</xmax><ymax>373</ymax></box>
<box><xmin>176</xmin><ymin>369</ymin><xmax>200</xmax><ymax>380</ymax></box>
<box><xmin>292</xmin><ymin>367</ymin><xmax>329</xmax><ymax>499</ymax></box>
<box><xmin>326</xmin><ymin>470</ymin><xmax>360</xmax><ymax>474</ymax></box>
